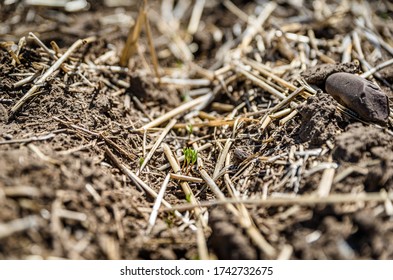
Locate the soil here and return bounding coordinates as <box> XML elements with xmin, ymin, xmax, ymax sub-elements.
<box><xmin>208</xmin><ymin>207</ymin><xmax>257</xmax><ymax>260</ymax></box>
<box><xmin>1</xmin><ymin>0</ymin><xmax>393</xmax><ymax>260</ymax></box>
<box><xmin>296</xmin><ymin>91</ymin><xmax>348</xmax><ymax>146</ymax></box>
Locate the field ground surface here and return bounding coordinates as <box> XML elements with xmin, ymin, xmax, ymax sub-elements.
<box><xmin>1</xmin><ymin>0</ymin><xmax>393</xmax><ymax>259</ymax></box>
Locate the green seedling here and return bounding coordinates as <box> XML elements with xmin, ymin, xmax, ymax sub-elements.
<box><xmin>164</xmin><ymin>211</ymin><xmax>176</xmax><ymax>228</ymax></box>
<box><xmin>138</xmin><ymin>157</ymin><xmax>145</xmax><ymax>167</ymax></box>
<box><xmin>183</xmin><ymin>147</ymin><xmax>198</xmax><ymax>167</ymax></box>
<box><xmin>186</xmin><ymin>123</ymin><xmax>193</xmax><ymax>135</ymax></box>
<box><xmin>182</xmin><ymin>147</ymin><xmax>198</xmax><ymax>174</ymax></box>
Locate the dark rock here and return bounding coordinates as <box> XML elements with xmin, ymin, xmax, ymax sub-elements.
<box><xmin>325</xmin><ymin>73</ymin><xmax>389</xmax><ymax>125</ymax></box>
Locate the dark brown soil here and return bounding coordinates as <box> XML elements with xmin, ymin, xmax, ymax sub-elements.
<box><xmin>1</xmin><ymin>0</ymin><xmax>393</xmax><ymax>260</ymax></box>
<box><xmin>296</xmin><ymin>91</ymin><xmax>348</xmax><ymax>146</ymax></box>
<box><xmin>208</xmin><ymin>208</ymin><xmax>257</xmax><ymax>260</ymax></box>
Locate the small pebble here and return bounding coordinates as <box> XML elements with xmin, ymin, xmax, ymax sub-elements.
<box><xmin>325</xmin><ymin>72</ymin><xmax>390</xmax><ymax>125</ymax></box>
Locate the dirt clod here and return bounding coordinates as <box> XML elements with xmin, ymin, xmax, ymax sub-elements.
<box><xmin>301</xmin><ymin>62</ymin><xmax>360</xmax><ymax>87</ymax></box>
<box><xmin>296</xmin><ymin>91</ymin><xmax>347</xmax><ymax>146</ymax></box>
<box><xmin>208</xmin><ymin>208</ymin><xmax>257</xmax><ymax>260</ymax></box>
<box><xmin>333</xmin><ymin>123</ymin><xmax>393</xmax><ymax>162</ymax></box>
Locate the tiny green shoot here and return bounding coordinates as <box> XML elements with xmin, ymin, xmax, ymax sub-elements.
<box><xmin>183</xmin><ymin>147</ymin><xmax>198</xmax><ymax>167</ymax></box>
<box><xmin>139</xmin><ymin>157</ymin><xmax>145</xmax><ymax>167</ymax></box>
<box><xmin>186</xmin><ymin>123</ymin><xmax>193</xmax><ymax>135</ymax></box>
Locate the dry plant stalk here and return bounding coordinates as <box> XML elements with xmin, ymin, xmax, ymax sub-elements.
<box><xmin>2</xmin><ymin>186</ymin><xmax>40</xmax><ymax>197</ymax></box>
<box><xmin>213</xmin><ymin>138</ymin><xmax>232</xmax><ymax>180</ymax></box>
<box><xmin>237</xmin><ymin>66</ymin><xmax>286</xmax><ymax>100</ymax></box>
<box><xmin>223</xmin><ymin>0</ymin><xmax>249</xmax><ymax>22</ymax></box>
<box><xmin>144</xmin><ymin>7</ymin><xmax>160</xmax><ymax>79</ymax></box>
<box><xmin>239</xmin><ymin>1</ymin><xmax>276</xmax><ymax>50</ymax></box>
<box><xmin>174</xmin><ymin>117</ymin><xmax>259</xmax><ymax>129</ymax></box>
<box><xmin>168</xmin><ymin>191</ymin><xmax>393</xmax><ymax>211</ymax></box>
<box><xmin>0</xmin><ymin>215</ymin><xmax>43</xmax><ymax>239</ymax></box>
<box><xmin>120</xmin><ymin>1</ymin><xmax>144</xmax><ymax>67</ymax></box>
<box><xmin>139</xmin><ymin>119</ymin><xmax>176</xmax><ymax>172</ymax></box>
<box><xmin>243</xmin><ymin>58</ymin><xmax>297</xmax><ymax>91</ymax></box>
<box><xmin>170</xmin><ymin>173</ymin><xmax>203</xmax><ymax>183</ymax></box>
<box><xmin>187</xmin><ymin>0</ymin><xmax>206</xmax><ymax>34</ymax></box>
<box><xmin>120</xmin><ymin>0</ymin><xmax>160</xmax><ymax>78</ymax></box>
<box><xmin>141</xmin><ymin>94</ymin><xmax>210</xmax><ymax>130</ymax></box>
<box><xmin>317</xmin><ymin>158</ymin><xmax>336</xmax><ymax>198</ymax></box>
<box><xmin>0</xmin><ymin>133</ymin><xmax>55</xmax><ymax>145</ymax></box>
<box><xmin>196</xmin><ymin>218</ymin><xmax>209</xmax><ymax>260</ymax></box>
<box><xmin>27</xmin><ymin>143</ymin><xmax>60</xmax><ymax>165</ymax></box>
<box><xmin>360</xmin><ymin>58</ymin><xmax>393</xmax><ymax>79</ymax></box>
<box><xmin>146</xmin><ymin>174</ymin><xmax>170</xmax><ymax>235</ymax></box>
